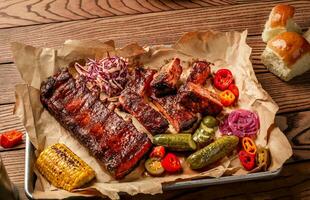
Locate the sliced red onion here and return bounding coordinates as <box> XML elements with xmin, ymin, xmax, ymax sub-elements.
<box><xmin>220</xmin><ymin>109</ymin><xmax>260</xmax><ymax>137</ymax></box>
<box><xmin>74</xmin><ymin>56</ymin><xmax>128</xmax><ymax>97</ymax></box>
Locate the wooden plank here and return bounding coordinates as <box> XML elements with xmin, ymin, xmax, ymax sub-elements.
<box><xmin>0</xmin><ymin>0</ymin><xmax>309</xmax><ymax>63</ymax></box>
<box><xmin>0</xmin><ymin>0</ymin><xmax>238</xmax><ymax>29</ymax></box>
<box><xmin>0</xmin><ymin>104</ymin><xmax>26</xmax><ymax>151</ymax></box>
<box><xmin>0</xmin><ymin>61</ymin><xmax>309</xmax><ymax>113</ymax></box>
<box><xmin>3</xmin><ymin>149</ymin><xmax>310</xmax><ymax>200</ymax></box>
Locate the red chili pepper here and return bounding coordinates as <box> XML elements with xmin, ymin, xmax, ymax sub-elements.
<box><xmin>150</xmin><ymin>146</ymin><xmax>166</xmax><ymax>159</ymax></box>
<box><xmin>228</xmin><ymin>84</ymin><xmax>239</xmax><ymax>100</ymax></box>
<box><xmin>238</xmin><ymin>150</ymin><xmax>255</xmax><ymax>171</ymax></box>
<box><xmin>213</xmin><ymin>69</ymin><xmax>234</xmax><ymax>91</ymax></box>
<box><xmin>1</xmin><ymin>130</ymin><xmax>23</xmax><ymax>148</ymax></box>
<box><xmin>161</xmin><ymin>153</ymin><xmax>182</xmax><ymax>173</ymax></box>
<box><xmin>219</xmin><ymin>90</ymin><xmax>236</xmax><ymax>107</ymax></box>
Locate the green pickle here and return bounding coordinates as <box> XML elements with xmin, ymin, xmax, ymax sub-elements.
<box><xmin>202</xmin><ymin>116</ymin><xmax>218</xmax><ymax>128</ymax></box>
<box><xmin>153</xmin><ymin>134</ymin><xmax>197</xmax><ymax>151</ymax></box>
<box><xmin>187</xmin><ymin>136</ymin><xmax>239</xmax><ymax>169</ymax></box>
<box><xmin>192</xmin><ymin>123</ymin><xmax>215</xmax><ymax>146</ymax></box>
<box><xmin>192</xmin><ymin>116</ymin><xmax>218</xmax><ymax>147</ymax></box>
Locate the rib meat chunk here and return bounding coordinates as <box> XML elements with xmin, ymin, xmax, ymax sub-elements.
<box><xmin>151</xmin><ymin>92</ymin><xmax>197</xmax><ymax>132</ymax></box>
<box><xmin>40</xmin><ymin>70</ymin><xmax>152</xmax><ymax>179</ymax></box>
<box><xmin>186</xmin><ymin>61</ymin><xmax>211</xmax><ymax>85</ymax></box>
<box><xmin>128</xmin><ymin>67</ymin><xmax>157</xmax><ymax>96</ymax></box>
<box><xmin>151</xmin><ymin>58</ymin><xmax>182</xmax><ymax>97</ymax></box>
<box><xmin>178</xmin><ymin>82</ymin><xmax>223</xmax><ymax>116</ymax></box>
<box><xmin>119</xmin><ymin>90</ymin><xmax>168</xmax><ymax>134</ymax></box>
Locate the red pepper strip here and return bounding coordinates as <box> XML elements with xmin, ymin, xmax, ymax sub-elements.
<box><xmin>228</xmin><ymin>84</ymin><xmax>239</xmax><ymax>100</ymax></box>
<box><xmin>161</xmin><ymin>153</ymin><xmax>182</xmax><ymax>173</ymax></box>
<box><xmin>213</xmin><ymin>69</ymin><xmax>234</xmax><ymax>91</ymax></box>
<box><xmin>242</xmin><ymin>137</ymin><xmax>257</xmax><ymax>155</ymax></box>
<box><xmin>1</xmin><ymin>130</ymin><xmax>23</xmax><ymax>148</ymax></box>
<box><xmin>150</xmin><ymin>146</ymin><xmax>166</xmax><ymax>159</ymax></box>
<box><xmin>219</xmin><ymin>90</ymin><xmax>235</xmax><ymax>107</ymax></box>
<box><xmin>238</xmin><ymin>150</ymin><xmax>256</xmax><ymax>171</ymax></box>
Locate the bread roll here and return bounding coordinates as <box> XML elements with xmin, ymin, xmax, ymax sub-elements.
<box><xmin>262</xmin><ymin>5</ymin><xmax>301</xmax><ymax>43</ymax></box>
<box><xmin>304</xmin><ymin>28</ymin><xmax>310</xmax><ymax>43</ymax></box>
<box><xmin>261</xmin><ymin>32</ymin><xmax>310</xmax><ymax>81</ymax></box>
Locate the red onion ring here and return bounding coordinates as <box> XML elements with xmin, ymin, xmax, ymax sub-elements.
<box><xmin>220</xmin><ymin>109</ymin><xmax>260</xmax><ymax>137</ymax></box>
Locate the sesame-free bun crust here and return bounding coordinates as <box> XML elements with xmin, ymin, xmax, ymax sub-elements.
<box><xmin>270</xmin><ymin>5</ymin><xmax>295</xmax><ymax>28</ymax></box>
<box><xmin>262</xmin><ymin>4</ymin><xmax>301</xmax><ymax>43</ymax></box>
<box><xmin>267</xmin><ymin>32</ymin><xmax>310</xmax><ymax>66</ymax></box>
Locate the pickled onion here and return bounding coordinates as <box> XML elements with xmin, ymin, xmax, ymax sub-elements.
<box><xmin>219</xmin><ymin>109</ymin><xmax>260</xmax><ymax>137</ymax></box>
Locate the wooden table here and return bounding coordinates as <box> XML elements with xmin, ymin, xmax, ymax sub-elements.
<box><xmin>0</xmin><ymin>0</ymin><xmax>309</xmax><ymax>199</ymax></box>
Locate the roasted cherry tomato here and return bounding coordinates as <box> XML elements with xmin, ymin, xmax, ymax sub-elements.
<box><xmin>228</xmin><ymin>84</ymin><xmax>239</xmax><ymax>100</ymax></box>
<box><xmin>219</xmin><ymin>90</ymin><xmax>235</xmax><ymax>107</ymax></box>
<box><xmin>150</xmin><ymin>146</ymin><xmax>166</xmax><ymax>159</ymax></box>
<box><xmin>238</xmin><ymin>150</ymin><xmax>255</xmax><ymax>171</ymax></box>
<box><xmin>161</xmin><ymin>153</ymin><xmax>182</xmax><ymax>173</ymax></box>
<box><xmin>214</xmin><ymin>69</ymin><xmax>234</xmax><ymax>91</ymax></box>
<box><xmin>242</xmin><ymin>137</ymin><xmax>257</xmax><ymax>155</ymax></box>
<box><xmin>1</xmin><ymin>130</ymin><xmax>23</xmax><ymax>148</ymax></box>
<box><xmin>145</xmin><ymin>158</ymin><xmax>165</xmax><ymax>176</ymax></box>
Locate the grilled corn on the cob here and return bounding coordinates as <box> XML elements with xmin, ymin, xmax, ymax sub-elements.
<box><xmin>36</xmin><ymin>143</ymin><xmax>95</xmax><ymax>191</ymax></box>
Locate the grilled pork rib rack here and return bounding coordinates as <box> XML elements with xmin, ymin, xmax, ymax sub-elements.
<box><xmin>40</xmin><ymin>70</ymin><xmax>152</xmax><ymax>179</ymax></box>
<box><xmin>40</xmin><ymin>58</ymin><xmax>223</xmax><ymax>179</ymax></box>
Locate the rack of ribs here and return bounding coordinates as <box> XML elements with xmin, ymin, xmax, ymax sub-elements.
<box><xmin>150</xmin><ymin>58</ymin><xmax>182</xmax><ymax>97</ymax></box>
<box><xmin>150</xmin><ymin>92</ymin><xmax>197</xmax><ymax>133</ymax></box>
<box><xmin>40</xmin><ymin>70</ymin><xmax>152</xmax><ymax>179</ymax></box>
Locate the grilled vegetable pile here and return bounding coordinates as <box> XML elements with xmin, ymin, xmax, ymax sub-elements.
<box><xmin>36</xmin><ymin>143</ymin><xmax>96</xmax><ymax>191</ymax></box>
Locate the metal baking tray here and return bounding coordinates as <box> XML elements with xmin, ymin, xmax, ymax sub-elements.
<box><xmin>25</xmin><ymin>134</ymin><xmax>281</xmax><ymax>199</ymax></box>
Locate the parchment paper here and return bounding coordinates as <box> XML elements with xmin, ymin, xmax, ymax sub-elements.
<box><xmin>11</xmin><ymin>30</ymin><xmax>292</xmax><ymax>200</ymax></box>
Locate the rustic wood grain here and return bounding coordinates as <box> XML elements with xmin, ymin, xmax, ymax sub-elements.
<box><xmin>0</xmin><ymin>0</ymin><xmax>238</xmax><ymax>29</ymax></box>
<box><xmin>1</xmin><ymin>62</ymin><xmax>309</xmax><ymax>113</ymax></box>
<box><xmin>0</xmin><ymin>0</ymin><xmax>309</xmax><ymax>64</ymax></box>
<box><xmin>3</xmin><ymin>151</ymin><xmax>310</xmax><ymax>200</ymax></box>
<box><xmin>0</xmin><ymin>104</ymin><xmax>26</xmax><ymax>151</ymax></box>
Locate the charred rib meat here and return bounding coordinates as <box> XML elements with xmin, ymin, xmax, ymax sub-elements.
<box><xmin>119</xmin><ymin>90</ymin><xmax>169</xmax><ymax>134</ymax></box>
<box><xmin>128</xmin><ymin>67</ymin><xmax>157</xmax><ymax>96</ymax></box>
<box><xmin>178</xmin><ymin>82</ymin><xmax>223</xmax><ymax>116</ymax></box>
<box><xmin>40</xmin><ymin>70</ymin><xmax>152</xmax><ymax>179</ymax></box>
<box><xmin>186</xmin><ymin>61</ymin><xmax>211</xmax><ymax>85</ymax></box>
<box><xmin>151</xmin><ymin>92</ymin><xmax>197</xmax><ymax>132</ymax></box>
<box><xmin>151</xmin><ymin>58</ymin><xmax>182</xmax><ymax>97</ymax></box>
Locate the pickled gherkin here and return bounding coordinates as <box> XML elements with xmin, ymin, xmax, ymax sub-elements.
<box><xmin>202</xmin><ymin>116</ymin><xmax>218</xmax><ymax>128</ymax></box>
<box><xmin>192</xmin><ymin>116</ymin><xmax>218</xmax><ymax>147</ymax></box>
<box><xmin>153</xmin><ymin>134</ymin><xmax>197</xmax><ymax>151</ymax></box>
<box><xmin>187</xmin><ymin>136</ymin><xmax>239</xmax><ymax>169</ymax></box>
<box><xmin>192</xmin><ymin>123</ymin><xmax>215</xmax><ymax>146</ymax></box>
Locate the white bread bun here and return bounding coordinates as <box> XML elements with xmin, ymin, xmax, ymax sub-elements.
<box><xmin>261</xmin><ymin>32</ymin><xmax>310</xmax><ymax>81</ymax></box>
<box><xmin>262</xmin><ymin>5</ymin><xmax>301</xmax><ymax>43</ymax></box>
<box><xmin>304</xmin><ymin>28</ymin><xmax>310</xmax><ymax>43</ymax></box>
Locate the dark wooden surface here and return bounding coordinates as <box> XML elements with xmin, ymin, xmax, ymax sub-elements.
<box><xmin>0</xmin><ymin>0</ymin><xmax>309</xmax><ymax>199</ymax></box>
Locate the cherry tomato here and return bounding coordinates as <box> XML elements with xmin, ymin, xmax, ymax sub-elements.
<box><xmin>213</xmin><ymin>69</ymin><xmax>234</xmax><ymax>91</ymax></box>
<box><xmin>161</xmin><ymin>153</ymin><xmax>182</xmax><ymax>173</ymax></box>
<box><xmin>228</xmin><ymin>84</ymin><xmax>239</xmax><ymax>100</ymax></box>
<box><xmin>219</xmin><ymin>90</ymin><xmax>235</xmax><ymax>107</ymax></box>
<box><xmin>150</xmin><ymin>146</ymin><xmax>166</xmax><ymax>159</ymax></box>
